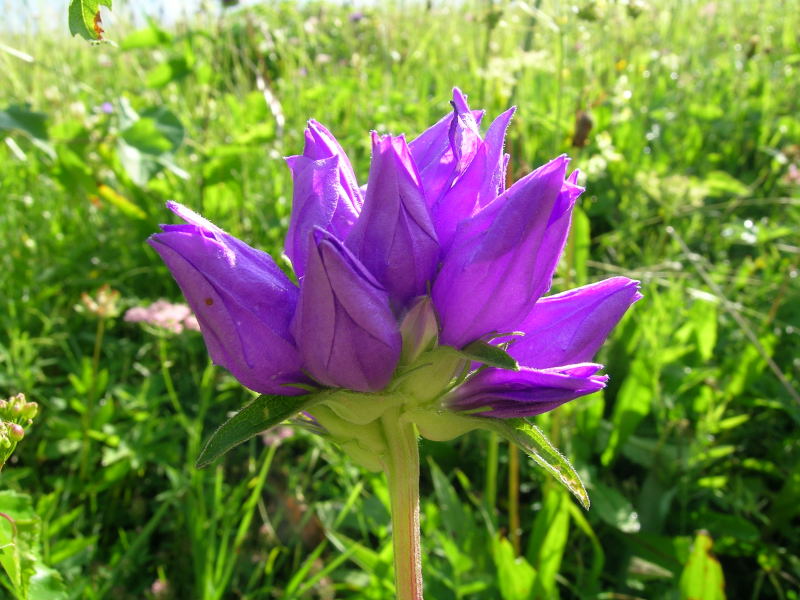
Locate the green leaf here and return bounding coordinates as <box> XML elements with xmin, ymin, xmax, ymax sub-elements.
<box><xmin>428</xmin><ymin>458</ymin><xmax>470</xmax><ymax>542</ymax></box>
<box><xmin>27</xmin><ymin>564</ymin><xmax>68</xmax><ymax>600</ymax></box>
<box><xmin>117</xmin><ymin>106</ymin><xmax>184</xmax><ymax>185</ymax></box>
<box><xmin>458</xmin><ymin>340</ymin><xmax>519</xmax><ymax>371</ymax></box>
<box><xmin>0</xmin><ymin>491</ymin><xmax>65</xmax><ymax>599</ymax></box>
<box><xmin>679</xmin><ymin>532</ymin><xmax>726</xmax><ymax>600</ymax></box>
<box><xmin>601</xmin><ymin>353</ymin><xmax>654</xmax><ymax>466</ymax></box>
<box><xmin>527</xmin><ymin>490</ymin><xmax>570</xmax><ymax>599</ymax></box>
<box><xmin>120</xmin><ymin>21</ymin><xmax>172</xmax><ymax>50</ymax></box>
<box><xmin>145</xmin><ymin>57</ymin><xmax>192</xmax><ymax>89</ymax></box>
<box><xmin>196</xmin><ymin>394</ymin><xmax>319</xmax><ymax>468</ymax></box>
<box><xmin>96</xmin><ymin>184</ymin><xmax>148</xmax><ymax>220</ymax></box>
<box><xmin>689</xmin><ymin>298</ymin><xmax>717</xmax><ymax>361</ymax></box>
<box><xmin>68</xmin><ymin>0</ymin><xmax>112</xmax><ymax>41</ymax></box>
<box><xmin>120</xmin><ymin>119</ymin><xmax>173</xmax><ymax>155</ymax></box>
<box><xmin>0</xmin><ymin>104</ymin><xmax>48</xmax><ymax>140</ymax></box>
<box><xmin>140</xmin><ymin>107</ymin><xmax>184</xmax><ymax>151</ymax></box>
<box><xmin>490</xmin><ymin>418</ymin><xmax>590</xmax><ymax>509</ymax></box>
<box><xmin>590</xmin><ymin>481</ymin><xmax>640</xmax><ymax>533</ymax></box>
<box><xmin>492</xmin><ymin>536</ymin><xmax>536</xmax><ymax>600</ymax></box>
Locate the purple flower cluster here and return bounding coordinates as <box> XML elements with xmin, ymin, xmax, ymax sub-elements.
<box><xmin>149</xmin><ymin>88</ymin><xmax>640</xmax><ymax>418</ymax></box>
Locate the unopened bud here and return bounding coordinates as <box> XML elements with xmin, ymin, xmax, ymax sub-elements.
<box><xmin>21</xmin><ymin>402</ymin><xmax>38</xmax><ymax>421</ymax></box>
<box><xmin>8</xmin><ymin>423</ymin><xmax>24</xmax><ymax>442</ymax></box>
<box><xmin>0</xmin><ymin>400</ymin><xmax>7</xmax><ymax>412</ymax></box>
<box><xmin>399</xmin><ymin>296</ymin><xmax>439</xmax><ymax>364</ymax></box>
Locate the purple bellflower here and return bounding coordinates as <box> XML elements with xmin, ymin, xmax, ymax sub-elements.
<box><xmin>150</xmin><ymin>88</ymin><xmax>641</xmax><ymax>600</ymax></box>
<box><xmin>150</xmin><ymin>88</ymin><xmax>640</xmax><ymax>420</ymax></box>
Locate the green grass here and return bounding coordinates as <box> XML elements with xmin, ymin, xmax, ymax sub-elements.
<box><xmin>1</xmin><ymin>0</ymin><xmax>799</xmax><ymax>598</ymax></box>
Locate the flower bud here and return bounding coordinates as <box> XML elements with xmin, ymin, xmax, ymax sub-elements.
<box><xmin>346</xmin><ymin>133</ymin><xmax>439</xmax><ymax>310</ymax></box>
<box><xmin>399</xmin><ymin>296</ymin><xmax>439</xmax><ymax>364</ymax></box>
<box><xmin>20</xmin><ymin>402</ymin><xmax>38</xmax><ymax>421</ymax></box>
<box><xmin>292</xmin><ymin>228</ymin><xmax>401</xmax><ymax>392</ymax></box>
<box><xmin>8</xmin><ymin>423</ymin><xmax>24</xmax><ymax>442</ymax></box>
<box><xmin>433</xmin><ymin>155</ymin><xmax>580</xmax><ymax>348</ymax></box>
<box><xmin>149</xmin><ymin>201</ymin><xmax>307</xmax><ymax>395</ymax></box>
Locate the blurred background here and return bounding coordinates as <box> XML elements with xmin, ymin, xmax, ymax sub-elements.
<box><xmin>1</xmin><ymin>0</ymin><xmax>798</xmax><ymax>598</ymax></box>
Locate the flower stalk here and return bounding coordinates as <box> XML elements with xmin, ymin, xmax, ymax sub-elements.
<box><xmin>381</xmin><ymin>407</ymin><xmax>423</xmax><ymax>600</ymax></box>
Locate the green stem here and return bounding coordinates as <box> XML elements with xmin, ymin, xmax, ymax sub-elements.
<box><xmin>158</xmin><ymin>336</ymin><xmax>193</xmax><ymax>437</ymax></box>
<box><xmin>380</xmin><ymin>408</ymin><xmax>423</xmax><ymax>600</ymax></box>
<box><xmin>508</xmin><ymin>443</ymin><xmax>520</xmax><ymax>555</ymax></box>
<box><xmin>485</xmin><ymin>431</ymin><xmax>499</xmax><ymax>514</ymax></box>
<box><xmin>80</xmin><ymin>316</ymin><xmax>105</xmax><ymax>479</ymax></box>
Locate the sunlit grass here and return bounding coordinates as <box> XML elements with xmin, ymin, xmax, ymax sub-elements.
<box><xmin>0</xmin><ymin>1</ymin><xmax>798</xmax><ymax>598</ymax></box>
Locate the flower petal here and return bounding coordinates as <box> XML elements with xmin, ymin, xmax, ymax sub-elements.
<box><xmin>433</xmin><ymin>105</ymin><xmax>516</xmax><ymax>249</ymax></box>
<box><xmin>149</xmin><ymin>202</ymin><xmax>306</xmax><ymax>395</ymax></box>
<box><xmin>284</xmin><ymin>154</ymin><xmax>360</xmax><ymax>277</ymax></box>
<box><xmin>293</xmin><ymin>228</ymin><xmax>402</xmax><ymax>392</ymax></box>
<box><xmin>433</xmin><ymin>155</ymin><xmax>578</xmax><ymax>348</ymax></box>
<box><xmin>302</xmin><ymin>119</ymin><xmax>363</xmax><ymax>212</ymax></box>
<box><xmin>346</xmin><ymin>133</ymin><xmax>439</xmax><ymax>309</ymax></box>
<box><xmin>510</xmin><ymin>277</ymin><xmax>642</xmax><ymax>368</ymax></box>
<box><xmin>447</xmin><ymin>364</ymin><xmax>608</xmax><ymax>418</ymax></box>
<box><xmin>409</xmin><ymin>87</ymin><xmax>484</xmax><ymax>208</ymax></box>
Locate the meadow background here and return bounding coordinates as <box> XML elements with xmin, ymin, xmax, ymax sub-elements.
<box><xmin>1</xmin><ymin>0</ymin><xmax>799</xmax><ymax>598</ymax></box>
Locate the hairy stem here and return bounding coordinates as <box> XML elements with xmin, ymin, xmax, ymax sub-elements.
<box><xmin>381</xmin><ymin>408</ymin><xmax>423</xmax><ymax>600</ymax></box>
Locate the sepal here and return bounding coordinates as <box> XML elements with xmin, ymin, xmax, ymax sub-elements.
<box><xmin>490</xmin><ymin>418</ymin><xmax>589</xmax><ymax>509</ymax></box>
<box><xmin>456</xmin><ymin>339</ymin><xmax>519</xmax><ymax>371</ymax></box>
<box><xmin>196</xmin><ymin>393</ymin><xmax>321</xmax><ymax>468</ymax></box>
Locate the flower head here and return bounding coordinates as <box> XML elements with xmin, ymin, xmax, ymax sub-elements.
<box><xmin>124</xmin><ymin>299</ymin><xmax>200</xmax><ymax>334</ymax></box>
<box><xmin>150</xmin><ymin>87</ymin><xmax>639</xmax><ymax>436</ymax></box>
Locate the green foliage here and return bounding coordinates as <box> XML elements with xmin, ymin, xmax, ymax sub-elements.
<box><xmin>680</xmin><ymin>532</ymin><xmax>726</xmax><ymax>600</ymax></box>
<box><xmin>196</xmin><ymin>394</ymin><xmax>319</xmax><ymax>468</ymax></box>
<box><xmin>1</xmin><ymin>0</ymin><xmax>799</xmax><ymax>598</ymax></box>
<box><xmin>0</xmin><ymin>491</ymin><xmax>68</xmax><ymax>599</ymax></box>
<box><xmin>493</xmin><ymin>419</ymin><xmax>589</xmax><ymax>510</ymax></box>
<box><xmin>68</xmin><ymin>0</ymin><xmax>112</xmax><ymax>41</ymax></box>
<box><xmin>458</xmin><ymin>340</ymin><xmax>520</xmax><ymax>371</ymax></box>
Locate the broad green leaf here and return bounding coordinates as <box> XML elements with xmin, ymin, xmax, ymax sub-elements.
<box><xmin>145</xmin><ymin>57</ymin><xmax>192</xmax><ymax>89</ymax></box>
<box><xmin>428</xmin><ymin>458</ymin><xmax>469</xmax><ymax>542</ymax></box>
<box><xmin>527</xmin><ymin>490</ymin><xmax>570</xmax><ymax>599</ymax></box>
<box><xmin>0</xmin><ymin>491</ymin><xmax>64</xmax><ymax>599</ymax></box>
<box><xmin>679</xmin><ymin>532</ymin><xmax>726</xmax><ymax>600</ymax></box>
<box><xmin>590</xmin><ymin>481</ymin><xmax>640</xmax><ymax>533</ymax></box>
<box><xmin>458</xmin><ymin>340</ymin><xmax>519</xmax><ymax>371</ymax></box>
<box><xmin>0</xmin><ymin>513</ymin><xmax>23</xmax><ymax>591</ymax></box>
<box><xmin>490</xmin><ymin>418</ymin><xmax>589</xmax><ymax>509</ymax></box>
<box><xmin>689</xmin><ymin>299</ymin><xmax>717</xmax><ymax>361</ymax></box>
<box><xmin>601</xmin><ymin>353</ymin><xmax>654</xmax><ymax>466</ymax></box>
<box><xmin>120</xmin><ymin>22</ymin><xmax>172</xmax><ymax>50</ymax></box>
<box><xmin>28</xmin><ymin>564</ymin><xmax>68</xmax><ymax>600</ymax></box>
<box><xmin>0</xmin><ymin>104</ymin><xmax>48</xmax><ymax>140</ymax></box>
<box><xmin>140</xmin><ymin>107</ymin><xmax>184</xmax><ymax>151</ymax></box>
<box><xmin>68</xmin><ymin>0</ymin><xmax>112</xmax><ymax>41</ymax></box>
<box><xmin>492</xmin><ymin>536</ymin><xmax>536</xmax><ymax>600</ymax></box>
<box><xmin>196</xmin><ymin>394</ymin><xmax>319</xmax><ymax>468</ymax></box>
<box><xmin>120</xmin><ymin>119</ymin><xmax>173</xmax><ymax>155</ymax></box>
<box><xmin>117</xmin><ymin>106</ymin><xmax>183</xmax><ymax>185</ymax></box>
